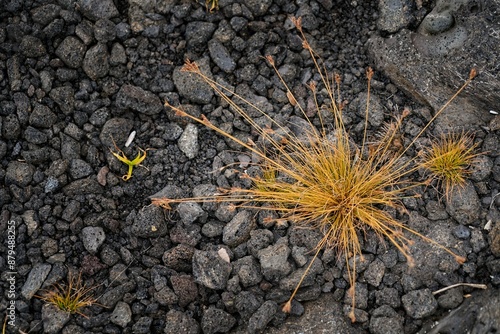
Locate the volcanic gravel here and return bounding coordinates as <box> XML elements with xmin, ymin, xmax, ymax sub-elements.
<box><xmin>0</xmin><ymin>0</ymin><xmax>499</xmax><ymax>333</ymax></box>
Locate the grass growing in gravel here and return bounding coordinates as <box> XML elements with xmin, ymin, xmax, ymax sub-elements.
<box><xmin>419</xmin><ymin>132</ymin><xmax>480</xmax><ymax>199</ymax></box>
<box><xmin>153</xmin><ymin>17</ymin><xmax>477</xmax><ymax>322</ymax></box>
<box><xmin>37</xmin><ymin>272</ymin><xmax>99</xmax><ymax>318</ymax></box>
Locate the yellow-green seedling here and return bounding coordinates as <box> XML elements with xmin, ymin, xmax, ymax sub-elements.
<box><xmin>37</xmin><ymin>273</ymin><xmax>99</xmax><ymax>318</ymax></box>
<box><xmin>153</xmin><ymin>17</ymin><xmax>475</xmax><ymax>322</ymax></box>
<box><xmin>110</xmin><ymin>138</ymin><xmax>149</xmax><ymax>181</ymax></box>
<box><xmin>419</xmin><ymin>132</ymin><xmax>479</xmax><ymax>199</ymax></box>
<box><xmin>206</xmin><ymin>0</ymin><xmax>218</xmax><ymax>12</ymax></box>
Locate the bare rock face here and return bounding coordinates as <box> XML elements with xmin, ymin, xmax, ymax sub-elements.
<box><xmin>420</xmin><ymin>288</ymin><xmax>500</xmax><ymax>334</ymax></box>
<box><xmin>367</xmin><ymin>0</ymin><xmax>499</xmax><ymax>131</ymax></box>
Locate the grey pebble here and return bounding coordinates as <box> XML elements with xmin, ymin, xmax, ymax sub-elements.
<box><xmin>21</xmin><ymin>263</ymin><xmax>52</xmax><ymax>299</ymax></box>
<box><xmin>192</xmin><ymin>249</ymin><xmax>231</xmax><ymax>290</ymax></box>
<box><xmin>178</xmin><ymin>123</ymin><xmax>199</xmax><ymax>159</ymax></box>
<box><xmin>69</xmin><ymin>159</ymin><xmax>94</xmax><ymax>179</ymax></box>
<box><xmin>78</xmin><ymin>0</ymin><xmax>119</xmax><ymax>21</ymax></box>
<box><xmin>258</xmin><ymin>241</ymin><xmax>292</xmax><ymax>282</ymax></box>
<box><xmin>55</xmin><ymin>36</ymin><xmax>86</xmax><ymax>68</ymax></box>
<box><xmin>164</xmin><ymin>309</ymin><xmax>199</xmax><ymax>334</ymax></box>
<box><xmin>402</xmin><ymin>288</ymin><xmax>438</xmax><ymax>319</ymax></box>
<box><xmin>446</xmin><ymin>181</ymin><xmax>481</xmax><ymax>225</ymax></box>
<box><xmin>115</xmin><ymin>84</ymin><xmax>163</xmax><ymax>115</ymax></box>
<box><xmin>110</xmin><ymin>301</ymin><xmax>132</xmax><ymax>327</ymax></box>
<box><xmin>201</xmin><ymin>307</ymin><xmax>236</xmax><ymax>334</ymax></box>
<box><xmin>83</xmin><ymin>43</ymin><xmax>109</xmax><ymax>80</ymax></box>
<box><xmin>81</xmin><ymin>226</ymin><xmax>106</xmax><ymax>254</ymax></box>
<box><xmin>41</xmin><ymin>304</ymin><xmax>71</xmax><ymax>334</ymax></box>
<box><xmin>172</xmin><ymin>57</ymin><xmax>214</xmax><ymax>104</ymax></box>
<box><xmin>247</xmin><ymin>300</ymin><xmax>278</xmax><ymax>334</ymax></box>
<box><xmin>208</xmin><ymin>39</ymin><xmax>236</xmax><ymax>73</ymax></box>
<box><xmin>369</xmin><ymin>305</ymin><xmax>404</xmax><ymax>334</ymax></box>
<box><xmin>223</xmin><ymin>210</ymin><xmax>256</xmax><ymax>247</ymax></box>
<box><xmin>130</xmin><ymin>205</ymin><xmax>168</xmax><ymax>238</ymax></box>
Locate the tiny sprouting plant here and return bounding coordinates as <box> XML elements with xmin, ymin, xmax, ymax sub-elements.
<box><xmin>152</xmin><ymin>17</ymin><xmax>477</xmax><ymax>322</ymax></box>
<box><xmin>110</xmin><ymin>138</ymin><xmax>148</xmax><ymax>181</ymax></box>
<box><xmin>37</xmin><ymin>272</ymin><xmax>99</xmax><ymax>318</ymax></box>
<box><xmin>205</xmin><ymin>0</ymin><xmax>218</xmax><ymax>12</ymax></box>
<box><xmin>419</xmin><ymin>132</ymin><xmax>479</xmax><ymax>198</ymax></box>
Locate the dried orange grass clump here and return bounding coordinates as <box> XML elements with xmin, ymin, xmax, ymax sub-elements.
<box><xmin>420</xmin><ymin>132</ymin><xmax>480</xmax><ymax>199</ymax></box>
<box><xmin>153</xmin><ymin>17</ymin><xmax>476</xmax><ymax>322</ymax></box>
<box><xmin>37</xmin><ymin>272</ymin><xmax>99</xmax><ymax>318</ymax></box>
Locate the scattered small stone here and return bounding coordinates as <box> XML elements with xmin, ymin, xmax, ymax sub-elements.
<box><xmin>258</xmin><ymin>241</ymin><xmax>292</xmax><ymax>282</ymax></box>
<box><xmin>81</xmin><ymin>226</ymin><xmax>106</xmax><ymax>254</ymax></box>
<box><xmin>201</xmin><ymin>307</ymin><xmax>236</xmax><ymax>334</ymax></box>
<box><xmin>192</xmin><ymin>249</ymin><xmax>231</xmax><ymax>290</ymax></box>
<box><xmin>69</xmin><ymin>159</ymin><xmax>94</xmax><ymax>179</ymax></box>
<box><xmin>6</xmin><ymin>161</ymin><xmax>35</xmax><ymax>187</ymax></box>
<box><xmin>115</xmin><ymin>84</ymin><xmax>163</xmax><ymax>115</ymax></box>
<box><xmin>78</xmin><ymin>0</ymin><xmax>119</xmax><ymax>21</ymax></box>
<box><xmin>110</xmin><ymin>301</ymin><xmax>132</xmax><ymax>327</ymax></box>
<box><xmin>208</xmin><ymin>39</ymin><xmax>236</xmax><ymax>73</ymax></box>
<box><xmin>402</xmin><ymin>288</ymin><xmax>438</xmax><ymax>319</ymax></box>
<box><xmin>235</xmin><ymin>290</ymin><xmax>263</xmax><ymax>321</ymax></box>
<box><xmin>247</xmin><ymin>300</ymin><xmax>278</xmax><ymax>334</ymax></box>
<box><xmin>470</xmin><ymin>228</ymin><xmax>487</xmax><ymax>253</ymax></box>
<box><xmin>21</xmin><ymin>263</ymin><xmax>52</xmax><ymax>299</ymax></box>
<box><xmin>172</xmin><ymin>57</ymin><xmax>214</xmax><ymax>104</ymax></box>
<box><xmin>163</xmin><ymin>244</ymin><xmax>195</xmax><ymax>272</ymax></box>
<box><xmin>446</xmin><ymin>181</ymin><xmax>481</xmax><ymax>225</ymax></box>
<box><xmin>170</xmin><ymin>275</ymin><xmax>198</xmax><ymax>307</ymax></box>
<box><xmin>164</xmin><ymin>309</ymin><xmax>199</xmax><ymax>334</ymax></box>
<box><xmin>222</xmin><ymin>210</ymin><xmax>256</xmax><ymax>247</ymax></box>
<box><xmin>130</xmin><ymin>205</ymin><xmax>168</xmax><ymax>238</ymax></box>
<box><xmin>41</xmin><ymin>303</ymin><xmax>71</xmax><ymax>334</ymax></box>
<box><xmin>29</xmin><ymin>103</ymin><xmax>57</xmax><ymax>128</ymax></box>
<box><xmin>132</xmin><ymin>316</ymin><xmax>152</xmax><ymax>334</ymax></box>
<box><xmin>55</xmin><ymin>36</ymin><xmax>86</xmax><ymax>68</ymax></box>
<box><xmin>363</xmin><ymin>258</ymin><xmax>386</xmax><ymax>287</ymax></box>
<box><xmin>83</xmin><ymin>43</ymin><xmax>109</xmax><ymax>80</ymax></box>
<box><xmin>178</xmin><ymin>123</ymin><xmax>199</xmax><ymax>159</ymax></box>
<box><xmin>369</xmin><ymin>305</ymin><xmax>404</xmax><ymax>334</ymax></box>
<box><xmin>20</xmin><ymin>35</ymin><xmax>46</xmax><ymax>57</ymax></box>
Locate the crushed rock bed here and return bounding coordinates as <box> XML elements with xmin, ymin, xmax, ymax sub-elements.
<box><xmin>0</xmin><ymin>0</ymin><xmax>499</xmax><ymax>334</ymax></box>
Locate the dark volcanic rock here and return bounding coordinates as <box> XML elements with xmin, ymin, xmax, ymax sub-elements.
<box><xmin>6</xmin><ymin>161</ymin><xmax>35</xmax><ymax>186</ymax></box>
<box><xmin>172</xmin><ymin>57</ymin><xmax>214</xmax><ymax>104</ymax></box>
<box><xmin>55</xmin><ymin>36</ymin><xmax>86</xmax><ymax>68</ymax></box>
<box><xmin>115</xmin><ymin>84</ymin><xmax>163</xmax><ymax>115</ymax></box>
<box><xmin>222</xmin><ymin>210</ymin><xmax>256</xmax><ymax>247</ymax></box>
<box><xmin>368</xmin><ymin>2</ymin><xmax>499</xmax><ymax>130</ymax></box>
<box><xmin>20</xmin><ymin>35</ymin><xmax>46</xmax><ymax>57</ymax></box>
<box><xmin>164</xmin><ymin>309</ymin><xmax>199</xmax><ymax>334</ymax></box>
<box><xmin>445</xmin><ymin>181</ymin><xmax>481</xmax><ymax>225</ymax></box>
<box><xmin>78</xmin><ymin>0</ymin><xmax>119</xmax><ymax>21</ymax></box>
<box><xmin>422</xmin><ymin>288</ymin><xmax>500</xmax><ymax>334</ymax></box>
<box><xmin>130</xmin><ymin>205</ymin><xmax>168</xmax><ymax>238</ymax></box>
<box><xmin>201</xmin><ymin>307</ymin><xmax>236</xmax><ymax>334</ymax></box>
<box><xmin>83</xmin><ymin>43</ymin><xmax>110</xmax><ymax>80</ymax></box>
<box><xmin>402</xmin><ymin>288</ymin><xmax>438</xmax><ymax>319</ymax></box>
<box><xmin>192</xmin><ymin>249</ymin><xmax>231</xmax><ymax>290</ymax></box>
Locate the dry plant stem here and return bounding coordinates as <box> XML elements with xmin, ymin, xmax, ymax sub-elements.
<box><xmin>432</xmin><ymin>283</ymin><xmax>487</xmax><ymax>295</ymax></box>
<box><xmin>156</xmin><ymin>17</ymin><xmax>474</xmax><ymax>323</ymax></box>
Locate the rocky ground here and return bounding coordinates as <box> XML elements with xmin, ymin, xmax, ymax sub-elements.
<box><xmin>0</xmin><ymin>0</ymin><xmax>499</xmax><ymax>333</ymax></box>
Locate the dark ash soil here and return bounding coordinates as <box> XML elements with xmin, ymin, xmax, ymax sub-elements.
<box><xmin>0</xmin><ymin>0</ymin><xmax>499</xmax><ymax>334</ymax></box>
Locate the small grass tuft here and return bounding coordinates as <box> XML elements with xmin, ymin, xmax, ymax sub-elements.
<box><xmin>37</xmin><ymin>272</ymin><xmax>99</xmax><ymax>318</ymax></box>
<box><xmin>419</xmin><ymin>132</ymin><xmax>479</xmax><ymax>199</ymax></box>
<box><xmin>153</xmin><ymin>17</ymin><xmax>475</xmax><ymax>322</ymax></box>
